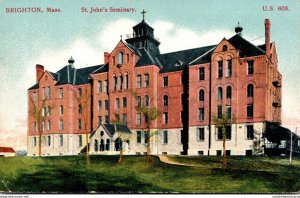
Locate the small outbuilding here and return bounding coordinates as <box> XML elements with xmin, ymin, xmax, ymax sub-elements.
<box><xmin>0</xmin><ymin>147</ymin><xmax>16</xmax><ymax>157</ymax></box>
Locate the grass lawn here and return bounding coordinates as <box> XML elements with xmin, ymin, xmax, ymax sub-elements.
<box><xmin>0</xmin><ymin>155</ymin><xmax>299</xmax><ymax>193</ymax></box>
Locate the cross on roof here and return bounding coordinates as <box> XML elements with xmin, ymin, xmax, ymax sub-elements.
<box><xmin>141</xmin><ymin>9</ymin><xmax>147</xmax><ymax>20</ymax></box>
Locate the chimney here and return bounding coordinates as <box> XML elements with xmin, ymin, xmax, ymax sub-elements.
<box><xmin>36</xmin><ymin>64</ymin><xmax>44</xmax><ymax>83</ymax></box>
<box><xmin>104</xmin><ymin>52</ymin><xmax>109</xmax><ymax>64</ymax></box>
<box><xmin>265</xmin><ymin>19</ymin><xmax>271</xmax><ymax>58</ymax></box>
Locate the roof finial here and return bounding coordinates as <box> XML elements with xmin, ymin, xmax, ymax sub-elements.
<box><xmin>235</xmin><ymin>22</ymin><xmax>243</xmax><ymax>35</ymax></box>
<box><xmin>68</xmin><ymin>56</ymin><xmax>75</xmax><ymax>65</ymax></box>
<box><xmin>120</xmin><ymin>35</ymin><xmax>122</xmax><ymax>41</ymax></box>
<box><xmin>141</xmin><ymin>9</ymin><xmax>147</xmax><ymax>21</ymax></box>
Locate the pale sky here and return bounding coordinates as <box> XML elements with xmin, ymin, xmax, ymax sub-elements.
<box><xmin>0</xmin><ymin>0</ymin><xmax>299</xmax><ymax>150</ymax></box>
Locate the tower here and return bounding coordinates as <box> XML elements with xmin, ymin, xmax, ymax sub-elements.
<box><xmin>125</xmin><ymin>10</ymin><xmax>160</xmax><ymax>55</ymax></box>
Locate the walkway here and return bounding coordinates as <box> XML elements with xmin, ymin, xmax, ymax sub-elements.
<box><xmin>156</xmin><ymin>155</ymin><xmax>196</xmax><ymax>167</ymax></box>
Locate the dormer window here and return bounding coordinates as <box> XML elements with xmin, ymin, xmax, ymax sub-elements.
<box><xmin>118</xmin><ymin>52</ymin><xmax>124</xmax><ymax>65</ymax></box>
<box><xmin>174</xmin><ymin>60</ymin><xmax>183</xmax><ymax>67</ymax></box>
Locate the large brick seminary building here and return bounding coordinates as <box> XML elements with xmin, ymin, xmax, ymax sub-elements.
<box><xmin>27</xmin><ymin>18</ymin><xmax>282</xmax><ymax>156</ymax></box>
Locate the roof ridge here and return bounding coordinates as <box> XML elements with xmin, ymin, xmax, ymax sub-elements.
<box><xmin>229</xmin><ymin>34</ymin><xmax>265</xmax><ymax>53</ymax></box>
<box><xmin>161</xmin><ymin>45</ymin><xmax>217</xmax><ymax>56</ymax></box>
<box><xmin>189</xmin><ymin>46</ymin><xmax>216</xmax><ymax>65</ymax></box>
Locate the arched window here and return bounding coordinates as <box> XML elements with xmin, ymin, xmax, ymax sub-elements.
<box><xmin>163</xmin><ymin>95</ymin><xmax>168</xmax><ymax>107</ymax></box>
<box><xmin>137</xmin><ymin>96</ymin><xmax>141</xmax><ymax>107</ymax></box>
<box><xmin>100</xmin><ymin>139</ymin><xmax>105</xmax><ymax>151</ymax></box>
<box><xmin>218</xmin><ymin>87</ymin><xmax>223</xmax><ymax>100</ymax></box>
<box><xmin>226</xmin><ymin>86</ymin><xmax>232</xmax><ymax>99</ymax></box>
<box><xmin>199</xmin><ymin>90</ymin><xmax>205</xmax><ymax>101</ymax></box>
<box><xmin>106</xmin><ymin>139</ymin><xmax>110</xmax><ymax>151</ymax></box>
<box><xmin>118</xmin><ymin>52</ymin><xmax>124</xmax><ymax>64</ymax></box>
<box><xmin>247</xmin><ymin>84</ymin><xmax>254</xmax><ymax>97</ymax></box>
<box><xmin>222</xmin><ymin>45</ymin><xmax>228</xmax><ymax>52</ymax></box>
<box><xmin>145</xmin><ymin>95</ymin><xmax>150</xmax><ymax>107</ymax></box>
<box><xmin>94</xmin><ymin>139</ymin><xmax>98</xmax><ymax>152</ymax></box>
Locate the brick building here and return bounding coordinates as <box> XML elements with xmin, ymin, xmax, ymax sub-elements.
<box><xmin>27</xmin><ymin>18</ymin><xmax>282</xmax><ymax>156</ymax></box>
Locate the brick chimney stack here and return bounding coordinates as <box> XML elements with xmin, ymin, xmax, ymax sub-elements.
<box><xmin>36</xmin><ymin>64</ymin><xmax>44</xmax><ymax>83</ymax></box>
<box><xmin>104</xmin><ymin>52</ymin><xmax>109</xmax><ymax>64</ymax></box>
<box><xmin>265</xmin><ymin>19</ymin><xmax>271</xmax><ymax>58</ymax></box>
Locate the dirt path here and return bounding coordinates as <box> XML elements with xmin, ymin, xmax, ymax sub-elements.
<box><xmin>156</xmin><ymin>155</ymin><xmax>196</xmax><ymax>167</ymax></box>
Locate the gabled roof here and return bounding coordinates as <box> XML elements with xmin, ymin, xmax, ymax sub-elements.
<box><xmin>102</xmin><ymin>124</ymin><xmax>131</xmax><ymax>136</ymax></box>
<box><xmin>158</xmin><ymin>45</ymin><xmax>216</xmax><ymax>73</ymax></box>
<box><xmin>0</xmin><ymin>147</ymin><xmax>15</xmax><ymax>153</ymax></box>
<box><xmin>90</xmin><ymin>124</ymin><xmax>132</xmax><ymax>138</ymax></box>
<box><xmin>135</xmin><ymin>48</ymin><xmax>161</xmax><ymax>67</ymax></box>
<box><xmin>90</xmin><ymin>64</ymin><xmax>108</xmax><ymax>75</ymax></box>
<box><xmin>228</xmin><ymin>34</ymin><xmax>265</xmax><ymax>57</ymax></box>
<box><xmin>28</xmin><ymin>64</ymin><xmax>102</xmax><ymax>90</ymax></box>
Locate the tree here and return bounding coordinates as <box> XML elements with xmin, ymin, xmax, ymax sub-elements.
<box><xmin>111</xmin><ymin>114</ymin><xmax>132</xmax><ymax>164</ymax></box>
<box><xmin>76</xmin><ymin>86</ymin><xmax>91</xmax><ymax>165</ymax></box>
<box><xmin>134</xmin><ymin>92</ymin><xmax>161</xmax><ymax>163</ymax></box>
<box><xmin>29</xmin><ymin>96</ymin><xmax>54</xmax><ymax>157</ymax></box>
<box><xmin>213</xmin><ymin>113</ymin><xmax>236</xmax><ymax>169</ymax></box>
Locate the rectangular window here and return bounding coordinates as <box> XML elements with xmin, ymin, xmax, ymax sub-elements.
<box><xmin>198</xmin><ymin>128</ymin><xmax>205</xmax><ymax>141</ymax></box>
<box><xmin>248</xmin><ymin>60</ymin><xmax>254</xmax><ymax>75</ymax></box>
<box><xmin>226</xmin><ymin>60</ymin><xmax>232</xmax><ymax>77</ymax></box>
<box><xmin>217</xmin><ymin>106</ymin><xmax>222</xmax><ymax>118</ymax></box>
<box><xmin>120</xmin><ymin>76</ymin><xmax>123</xmax><ymax>90</ymax></box>
<box><xmin>59</xmin><ymin>120</ymin><xmax>64</xmax><ymax>130</ymax></box>
<box><xmin>47</xmin><ymin>87</ymin><xmax>51</xmax><ymax>99</ymax></box>
<box><xmin>163</xmin><ymin>76</ymin><xmax>168</xmax><ymax>87</ymax></box>
<box><xmin>116</xmin><ymin>98</ymin><xmax>120</xmax><ymax>108</ymax></box>
<box><xmin>125</xmin><ymin>75</ymin><xmax>128</xmax><ymax>89</ymax></box>
<box><xmin>47</xmin><ymin>136</ymin><xmax>51</xmax><ymax>146</ymax></box>
<box><xmin>137</xmin><ymin>131</ymin><xmax>142</xmax><ymax>144</ymax></box>
<box><xmin>123</xmin><ymin>97</ymin><xmax>127</xmax><ymax>108</ymax></box>
<box><xmin>98</xmin><ymin>116</ymin><xmax>102</xmax><ymax>126</ymax></box>
<box><xmin>199</xmin><ymin>68</ymin><xmax>205</xmax><ymax>80</ymax></box>
<box><xmin>105</xmin><ymin>115</ymin><xmax>109</xmax><ymax>124</ymax></box>
<box><xmin>144</xmin><ymin>131</ymin><xmax>149</xmax><ymax>144</ymax></box>
<box><xmin>78</xmin><ymin>88</ymin><xmax>82</xmax><ymax>97</ymax></box>
<box><xmin>78</xmin><ymin>135</ymin><xmax>82</xmax><ymax>147</ymax></box>
<box><xmin>145</xmin><ymin>74</ymin><xmax>149</xmax><ymax>87</ymax></box>
<box><xmin>247</xmin><ymin>104</ymin><xmax>253</xmax><ymax>118</ymax></box>
<box><xmin>163</xmin><ymin>112</ymin><xmax>168</xmax><ymax>124</ymax></box>
<box><xmin>78</xmin><ymin>119</ymin><xmax>82</xmax><ymax>130</ymax></box>
<box><xmin>42</xmin><ymin>107</ymin><xmax>46</xmax><ymax>116</ymax></box>
<box><xmin>47</xmin><ymin>120</ymin><xmax>51</xmax><ymax>131</ymax></box>
<box><xmin>105</xmin><ymin>100</ymin><xmax>109</xmax><ymax>110</ymax></box>
<box><xmin>226</xmin><ymin>126</ymin><xmax>231</xmax><ymax>140</ymax></box>
<box><xmin>105</xmin><ymin>80</ymin><xmax>108</xmax><ymax>92</ymax></box>
<box><xmin>137</xmin><ymin>75</ymin><xmax>142</xmax><ymax>88</ymax></box>
<box><xmin>199</xmin><ymin>108</ymin><xmax>204</xmax><ymax>121</ymax></box>
<box><xmin>42</xmin><ymin>121</ymin><xmax>45</xmax><ymax>131</ymax></box>
<box><xmin>246</xmin><ymin>125</ymin><xmax>254</xmax><ymax>139</ymax></box>
<box><xmin>123</xmin><ymin>114</ymin><xmax>127</xmax><ymax>126</ymax></box>
<box><xmin>59</xmin><ymin>135</ymin><xmax>63</xmax><ymax>147</ymax></box>
<box><xmin>217</xmin><ymin>127</ymin><xmax>223</xmax><ymax>140</ymax></box>
<box><xmin>47</xmin><ymin>106</ymin><xmax>51</xmax><ymax>116</ymax></box>
<box><xmin>113</xmin><ymin>76</ymin><xmax>117</xmax><ymax>91</ymax></box>
<box><xmin>59</xmin><ymin>88</ymin><xmax>64</xmax><ymax>98</ymax></box>
<box><xmin>78</xmin><ymin>104</ymin><xmax>82</xmax><ymax>114</ymax></box>
<box><xmin>218</xmin><ymin>61</ymin><xmax>223</xmax><ymax>78</ymax></box>
<box><xmin>43</xmin><ymin>87</ymin><xmax>46</xmax><ymax>100</ymax></box>
<box><xmin>226</xmin><ymin>106</ymin><xmax>232</xmax><ymax>119</ymax></box>
<box><xmin>163</xmin><ymin>131</ymin><xmax>168</xmax><ymax>144</ymax></box>
<box><xmin>98</xmin><ymin>81</ymin><xmax>102</xmax><ymax>93</ymax></box>
<box><xmin>33</xmin><ymin>92</ymin><xmax>37</xmax><ymax>101</ymax></box>
<box><xmin>33</xmin><ymin>137</ymin><xmax>37</xmax><ymax>147</ymax></box>
<box><xmin>137</xmin><ymin>113</ymin><xmax>141</xmax><ymax>125</ymax></box>
<box><xmin>33</xmin><ymin>121</ymin><xmax>37</xmax><ymax>131</ymax></box>
<box><xmin>59</xmin><ymin>105</ymin><xmax>64</xmax><ymax>115</ymax></box>
<box><xmin>98</xmin><ymin>100</ymin><xmax>102</xmax><ymax>110</ymax></box>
